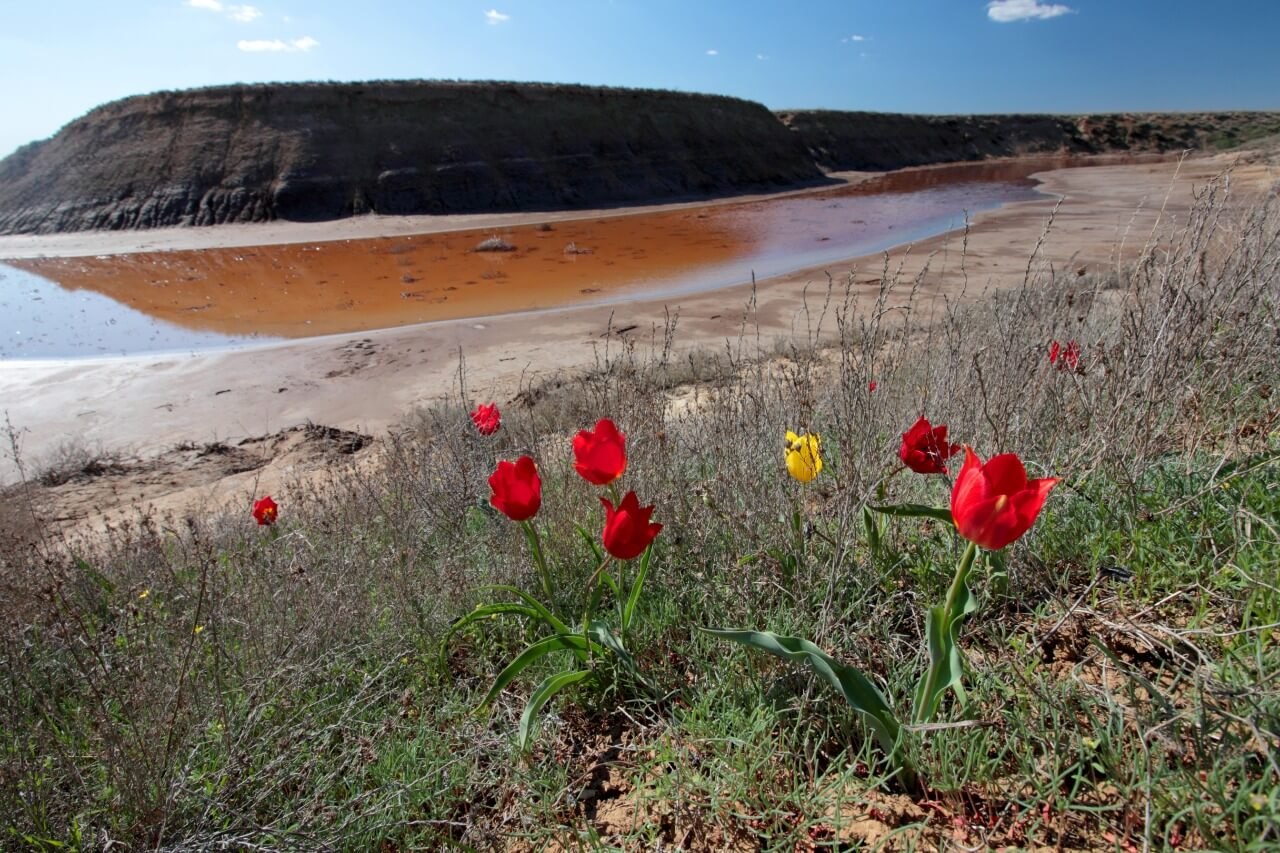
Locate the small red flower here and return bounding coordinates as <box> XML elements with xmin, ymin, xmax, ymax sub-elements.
<box><xmin>899</xmin><ymin>416</ymin><xmax>961</xmax><ymax>475</ymax></box>
<box><xmin>252</xmin><ymin>496</ymin><xmax>278</xmax><ymax>526</ymax></box>
<box><xmin>868</xmin><ymin>380</ymin><xmax>877</xmax><ymax>392</ymax></box>
<box><xmin>1049</xmin><ymin>339</ymin><xmax>1081</xmax><ymax>372</ymax></box>
<box><xmin>470</xmin><ymin>402</ymin><xmax>501</xmax><ymax>435</ymax></box>
<box><xmin>488</xmin><ymin>456</ymin><xmax>542</xmax><ymax>521</ymax></box>
<box><xmin>950</xmin><ymin>447</ymin><xmax>1058</xmax><ymax>550</ymax></box>
<box><xmin>600</xmin><ymin>491</ymin><xmax>662</xmax><ymax>560</ymax></box>
<box><xmin>1062</xmin><ymin>340</ymin><xmax>1081</xmax><ymax>371</ymax></box>
<box><xmin>573</xmin><ymin>418</ymin><xmax>627</xmax><ymax>486</ymax></box>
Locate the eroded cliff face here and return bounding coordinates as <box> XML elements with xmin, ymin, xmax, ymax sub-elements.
<box><xmin>776</xmin><ymin>110</ymin><xmax>1280</xmax><ymax>171</ymax></box>
<box><xmin>0</xmin><ymin>81</ymin><xmax>825</xmax><ymax>235</ymax></box>
<box><xmin>2</xmin><ymin>80</ymin><xmax>1277</xmax><ymax>236</ymax></box>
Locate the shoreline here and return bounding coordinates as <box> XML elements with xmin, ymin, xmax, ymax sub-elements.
<box><xmin>2</xmin><ymin>153</ymin><xmax>1273</xmax><ymax>499</ymax></box>
<box><xmin>0</xmin><ymin>153</ymin><xmax>1168</xmax><ymax>262</ymax></box>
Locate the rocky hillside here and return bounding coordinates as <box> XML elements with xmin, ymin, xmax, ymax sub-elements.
<box><xmin>777</xmin><ymin>110</ymin><xmax>1280</xmax><ymax>171</ymax></box>
<box><xmin>0</xmin><ymin>81</ymin><xmax>824</xmax><ymax>234</ymax></box>
<box><xmin>2</xmin><ymin>79</ymin><xmax>1277</xmax><ymax>236</ymax></box>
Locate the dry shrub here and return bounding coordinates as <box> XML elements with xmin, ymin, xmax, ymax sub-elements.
<box><xmin>0</xmin><ymin>164</ymin><xmax>1275</xmax><ymax>847</ymax></box>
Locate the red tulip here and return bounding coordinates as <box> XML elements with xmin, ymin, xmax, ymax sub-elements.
<box><xmin>488</xmin><ymin>456</ymin><xmax>542</xmax><ymax>521</ymax></box>
<box><xmin>1049</xmin><ymin>340</ymin><xmax>1081</xmax><ymax>372</ymax></box>
<box><xmin>600</xmin><ymin>491</ymin><xmax>662</xmax><ymax>560</ymax></box>
<box><xmin>471</xmin><ymin>402</ymin><xmax>501</xmax><ymax>435</ymax></box>
<box><xmin>573</xmin><ymin>418</ymin><xmax>627</xmax><ymax>485</ymax></box>
<box><xmin>950</xmin><ymin>447</ymin><xmax>1059</xmax><ymax>550</ymax></box>
<box><xmin>1062</xmin><ymin>340</ymin><xmax>1081</xmax><ymax>371</ymax></box>
<box><xmin>252</xmin><ymin>496</ymin><xmax>278</xmax><ymax>526</ymax></box>
<box><xmin>899</xmin><ymin>416</ymin><xmax>961</xmax><ymax>475</ymax></box>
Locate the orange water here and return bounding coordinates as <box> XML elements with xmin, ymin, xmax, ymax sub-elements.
<box><xmin>3</xmin><ymin>158</ymin><xmax>1089</xmax><ymax>357</ymax></box>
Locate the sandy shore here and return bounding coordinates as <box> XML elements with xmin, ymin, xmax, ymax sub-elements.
<box><xmin>2</xmin><ymin>154</ymin><xmax>1274</xmax><ymax>495</ymax></box>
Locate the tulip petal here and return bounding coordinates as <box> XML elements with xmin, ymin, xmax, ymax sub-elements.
<box><xmin>950</xmin><ymin>447</ymin><xmax>987</xmax><ymax>512</ymax></box>
<box><xmin>982</xmin><ymin>453</ymin><xmax>1029</xmax><ymax>494</ymax></box>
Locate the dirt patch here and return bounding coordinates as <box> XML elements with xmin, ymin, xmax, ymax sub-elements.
<box><xmin>1</xmin><ymin>423</ymin><xmax>374</xmax><ymax>546</ymax></box>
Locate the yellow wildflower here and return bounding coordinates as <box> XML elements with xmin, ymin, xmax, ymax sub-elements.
<box><xmin>784</xmin><ymin>430</ymin><xmax>823</xmax><ymax>483</ymax></box>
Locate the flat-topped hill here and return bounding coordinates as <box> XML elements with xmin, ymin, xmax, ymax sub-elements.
<box><xmin>0</xmin><ymin>81</ymin><xmax>824</xmax><ymax>235</ymax></box>
<box><xmin>1</xmin><ymin>79</ymin><xmax>1276</xmax><ymax>235</ymax></box>
<box><xmin>777</xmin><ymin>110</ymin><xmax>1280</xmax><ymax>170</ymax></box>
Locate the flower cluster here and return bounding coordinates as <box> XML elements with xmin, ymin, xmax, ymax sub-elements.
<box><xmin>487</xmin><ymin>416</ymin><xmax>661</xmax><ymax>560</ymax></box>
<box><xmin>894</xmin><ymin>415</ymin><xmax>1057</xmax><ymax>549</ymax></box>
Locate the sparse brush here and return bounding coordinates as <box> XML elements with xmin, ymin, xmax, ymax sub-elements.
<box><xmin>473</xmin><ymin>234</ymin><xmax>515</xmax><ymax>252</ymax></box>
<box><xmin>1</xmin><ymin>169</ymin><xmax>1277</xmax><ymax>850</ymax></box>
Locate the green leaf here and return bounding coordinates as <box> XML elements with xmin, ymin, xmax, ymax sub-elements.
<box><xmin>472</xmin><ymin>584</ymin><xmax>575</xmax><ymax>636</ymax></box>
<box><xmin>913</xmin><ymin>541</ymin><xmax>978</xmax><ymax>723</ymax></box>
<box><xmin>586</xmin><ymin>619</ymin><xmax>644</xmax><ymax>677</ymax></box>
<box><xmin>480</xmin><ymin>634</ymin><xmax>592</xmax><ymax>709</ymax></box>
<box><xmin>986</xmin><ymin>548</ymin><xmax>1009</xmax><ymax>597</ymax></box>
<box><xmin>583</xmin><ymin>566</ymin><xmax>615</xmax><ymax>624</ymax></box>
<box><xmin>870</xmin><ymin>503</ymin><xmax>955</xmax><ymax>525</ymax></box>
<box><xmin>517</xmin><ymin>669</ymin><xmax>593</xmax><ymax>751</ymax></box>
<box><xmin>439</xmin><ymin>603</ymin><xmax>544</xmax><ymax>669</ymax></box>
<box><xmin>701</xmin><ymin>628</ymin><xmax>901</xmax><ymax>756</ymax></box>
<box><xmin>621</xmin><ymin>545</ymin><xmax>653</xmax><ymax>633</ymax></box>
<box><xmin>575</xmin><ymin>523</ymin><xmax>604</xmax><ymax>564</ymax></box>
<box><xmin>863</xmin><ymin>505</ymin><xmax>882</xmax><ymax>555</ymax></box>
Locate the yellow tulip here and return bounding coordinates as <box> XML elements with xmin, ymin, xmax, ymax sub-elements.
<box><xmin>784</xmin><ymin>430</ymin><xmax>822</xmax><ymax>483</ymax></box>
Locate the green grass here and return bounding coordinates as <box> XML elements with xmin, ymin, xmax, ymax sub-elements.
<box><xmin>2</xmin><ymin>169</ymin><xmax>1278</xmax><ymax>851</ymax></box>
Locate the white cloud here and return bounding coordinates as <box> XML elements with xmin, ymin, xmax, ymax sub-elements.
<box><xmin>851</xmin><ymin>34</ymin><xmax>866</xmax><ymax>41</ymax></box>
<box><xmin>986</xmin><ymin>0</ymin><xmax>1074</xmax><ymax>22</ymax></box>
<box><xmin>705</xmin><ymin>49</ymin><xmax>718</xmax><ymax>56</ymax></box>
<box><xmin>237</xmin><ymin>35</ymin><xmax>318</xmax><ymax>52</ymax></box>
<box><xmin>227</xmin><ymin>4</ymin><xmax>262</xmax><ymax>22</ymax></box>
<box><xmin>484</xmin><ymin>9</ymin><xmax>509</xmax><ymax>24</ymax></box>
<box><xmin>188</xmin><ymin>0</ymin><xmax>263</xmax><ymax>23</ymax></box>
<box><xmin>756</xmin><ymin>53</ymin><xmax>768</xmax><ymax>61</ymax></box>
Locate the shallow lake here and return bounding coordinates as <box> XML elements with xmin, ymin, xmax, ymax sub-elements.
<box><xmin>0</xmin><ymin>158</ymin><xmax>1085</xmax><ymax>359</ymax></box>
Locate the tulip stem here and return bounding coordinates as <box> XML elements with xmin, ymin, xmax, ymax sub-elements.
<box><xmin>521</xmin><ymin>520</ymin><xmax>553</xmax><ymax>603</ymax></box>
<box><xmin>914</xmin><ymin>539</ymin><xmax>979</xmax><ymax>725</ymax></box>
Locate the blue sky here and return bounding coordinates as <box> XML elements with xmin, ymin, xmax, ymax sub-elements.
<box><xmin>2</xmin><ymin>0</ymin><xmax>1278</xmax><ymax>158</ymax></box>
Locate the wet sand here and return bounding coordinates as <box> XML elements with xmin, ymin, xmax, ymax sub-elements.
<box><xmin>1</xmin><ymin>154</ymin><xmax>1274</xmax><ymax>489</ymax></box>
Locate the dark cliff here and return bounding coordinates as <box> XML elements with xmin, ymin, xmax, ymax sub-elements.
<box><xmin>777</xmin><ymin>110</ymin><xmax>1280</xmax><ymax>171</ymax></box>
<box><xmin>2</xmin><ymin>80</ymin><xmax>1277</xmax><ymax>236</ymax></box>
<box><xmin>0</xmin><ymin>81</ymin><xmax>825</xmax><ymax>235</ymax></box>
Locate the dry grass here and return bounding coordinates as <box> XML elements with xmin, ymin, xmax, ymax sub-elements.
<box><xmin>1</xmin><ymin>167</ymin><xmax>1277</xmax><ymax>850</ymax></box>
